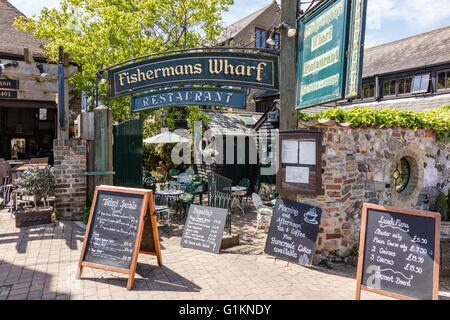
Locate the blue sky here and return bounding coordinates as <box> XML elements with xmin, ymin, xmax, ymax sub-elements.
<box><xmin>9</xmin><ymin>0</ymin><xmax>450</xmax><ymax>48</ymax></box>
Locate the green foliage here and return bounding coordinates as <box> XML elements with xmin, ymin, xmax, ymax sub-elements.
<box><xmin>82</xmin><ymin>205</ymin><xmax>90</xmax><ymax>225</ymax></box>
<box><xmin>14</xmin><ymin>0</ymin><xmax>232</xmax><ymax>134</ymax></box>
<box><xmin>436</xmin><ymin>192</ymin><xmax>449</xmax><ymax>221</ymax></box>
<box><xmin>351</xmin><ymin>242</ymin><xmax>359</xmax><ymax>257</ymax></box>
<box><xmin>298</xmin><ymin>105</ymin><xmax>450</xmax><ymax>142</ymax></box>
<box><xmin>15</xmin><ymin>166</ymin><xmax>56</xmax><ymax>208</ymax></box>
<box><xmin>143</xmin><ymin>143</ymin><xmax>177</xmax><ymax>172</ymax></box>
<box><xmin>448</xmin><ymin>189</ymin><xmax>450</xmax><ymax>219</ymax></box>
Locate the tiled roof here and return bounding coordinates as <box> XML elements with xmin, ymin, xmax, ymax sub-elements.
<box><xmin>203</xmin><ymin>110</ymin><xmax>263</xmax><ymax>136</ymax></box>
<box><xmin>363</xmin><ymin>25</ymin><xmax>450</xmax><ymax>78</ymax></box>
<box><xmin>215</xmin><ymin>1</ymin><xmax>278</xmax><ymax>44</ymax></box>
<box><xmin>0</xmin><ymin>0</ymin><xmax>49</xmax><ymax>58</ymax></box>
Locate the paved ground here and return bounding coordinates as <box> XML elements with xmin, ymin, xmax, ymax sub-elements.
<box><xmin>1</xmin><ymin>199</ymin><xmax>449</xmax><ymax>300</ymax></box>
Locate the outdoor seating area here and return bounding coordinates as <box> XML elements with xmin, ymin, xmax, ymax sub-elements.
<box><xmin>0</xmin><ymin>157</ymin><xmax>52</xmax><ymax>216</ymax></box>
<box><xmin>140</xmin><ymin>163</ymin><xmax>278</xmax><ymax>239</ymax></box>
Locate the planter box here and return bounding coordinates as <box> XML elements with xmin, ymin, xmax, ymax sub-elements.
<box><xmin>14</xmin><ymin>207</ymin><xmax>53</xmax><ymax>227</ymax></box>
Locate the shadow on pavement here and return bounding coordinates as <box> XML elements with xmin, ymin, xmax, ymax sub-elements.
<box><xmin>0</xmin><ymin>221</ymin><xmax>84</xmax><ymax>254</ymax></box>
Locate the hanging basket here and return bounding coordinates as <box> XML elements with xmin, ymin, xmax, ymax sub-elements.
<box><xmin>14</xmin><ymin>207</ymin><xmax>54</xmax><ymax>227</ymax></box>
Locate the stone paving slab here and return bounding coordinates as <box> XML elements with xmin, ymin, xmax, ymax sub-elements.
<box><xmin>1</xmin><ymin>206</ymin><xmax>449</xmax><ymax>300</ymax></box>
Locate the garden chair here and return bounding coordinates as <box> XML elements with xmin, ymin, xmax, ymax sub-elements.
<box><xmin>178</xmin><ymin>172</ymin><xmax>192</xmax><ymax>185</ymax></box>
<box><xmin>153</xmin><ymin>193</ymin><xmax>171</xmax><ymax>226</ymax></box>
<box><xmin>178</xmin><ymin>182</ymin><xmax>195</xmax><ymax>219</ymax></box>
<box><xmin>185</xmin><ymin>167</ymin><xmax>195</xmax><ymax>177</ymax></box>
<box><xmin>252</xmin><ymin>193</ymin><xmax>273</xmax><ymax>234</ymax></box>
<box><xmin>143</xmin><ymin>176</ymin><xmax>157</xmax><ymax>193</ymax></box>
<box><xmin>237</xmin><ymin>177</ymin><xmax>250</xmax><ymax>204</ymax></box>
<box><xmin>168</xmin><ymin>168</ymin><xmax>179</xmax><ymax>180</ymax></box>
<box><xmin>192</xmin><ymin>174</ymin><xmax>205</xmax><ymax>205</ymax></box>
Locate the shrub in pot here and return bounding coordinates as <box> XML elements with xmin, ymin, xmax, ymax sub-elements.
<box><xmin>14</xmin><ymin>166</ymin><xmax>56</xmax><ymax>227</ymax></box>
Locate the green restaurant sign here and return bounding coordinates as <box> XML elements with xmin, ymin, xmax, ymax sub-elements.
<box><xmin>131</xmin><ymin>87</ymin><xmax>246</xmax><ymax>112</ymax></box>
<box><xmin>109</xmin><ymin>52</ymin><xmax>279</xmax><ymax>99</ymax></box>
<box><xmin>296</xmin><ymin>0</ymin><xmax>367</xmax><ymax>109</ymax></box>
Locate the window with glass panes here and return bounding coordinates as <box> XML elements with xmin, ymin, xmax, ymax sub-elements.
<box><xmin>255</xmin><ymin>28</ymin><xmax>279</xmax><ymax>49</ymax></box>
<box><xmin>437</xmin><ymin>70</ymin><xmax>450</xmax><ymax>90</ymax></box>
<box><xmin>383</xmin><ymin>79</ymin><xmax>396</xmax><ymax>96</ymax></box>
<box><xmin>362</xmin><ymin>82</ymin><xmax>375</xmax><ymax>99</ymax></box>
<box><xmin>398</xmin><ymin>77</ymin><xmax>412</xmax><ymax>95</ymax></box>
<box><xmin>411</xmin><ymin>73</ymin><xmax>430</xmax><ymax>93</ymax></box>
<box><xmin>383</xmin><ymin>77</ymin><xmax>413</xmax><ymax>97</ymax></box>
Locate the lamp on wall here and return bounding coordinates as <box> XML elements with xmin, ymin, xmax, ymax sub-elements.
<box><xmin>279</xmin><ymin>22</ymin><xmax>297</xmax><ymax>38</ymax></box>
<box><xmin>0</xmin><ymin>60</ymin><xmax>19</xmax><ymax>77</ymax></box>
<box><xmin>36</xmin><ymin>62</ymin><xmax>47</xmax><ymax>78</ymax></box>
<box><xmin>266</xmin><ymin>29</ymin><xmax>277</xmax><ymax>46</ymax></box>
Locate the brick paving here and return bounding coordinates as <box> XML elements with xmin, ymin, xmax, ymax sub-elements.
<box><xmin>1</xmin><ymin>203</ymin><xmax>449</xmax><ymax>300</ymax></box>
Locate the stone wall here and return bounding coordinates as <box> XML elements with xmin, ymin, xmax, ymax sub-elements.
<box><xmin>295</xmin><ymin>122</ymin><xmax>450</xmax><ymax>261</ymax></box>
<box><xmin>53</xmin><ymin>139</ymin><xmax>87</xmax><ymax>218</ymax></box>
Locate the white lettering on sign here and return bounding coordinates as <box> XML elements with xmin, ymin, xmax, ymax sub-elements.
<box><xmin>303</xmin><ymin>46</ymin><xmax>339</xmax><ymax>76</ymax></box>
<box><xmin>304</xmin><ymin>0</ymin><xmax>344</xmax><ymax>38</ymax></box>
<box><xmin>301</xmin><ymin>73</ymin><xmax>339</xmax><ymax>96</ymax></box>
<box><xmin>311</xmin><ymin>25</ymin><xmax>333</xmax><ymax>52</ymax></box>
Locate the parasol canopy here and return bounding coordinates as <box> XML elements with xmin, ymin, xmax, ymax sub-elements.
<box><xmin>143</xmin><ymin>131</ymin><xmax>190</xmax><ymax>144</ymax></box>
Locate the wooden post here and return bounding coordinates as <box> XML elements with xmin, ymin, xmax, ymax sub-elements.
<box><xmin>94</xmin><ymin>105</ymin><xmax>113</xmax><ymax>186</ymax></box>
<box><xmin>279</xmin><ymin>0</ymin><xmax>299</xmax><ymax>132</ymax></box>
<box><xmin>279</xmin><ymin>0</ymin><xmax>299</xmax><ymax>201</ymax></box>
<box><xmin>57</xmin><ymin>46</ymin><xmax>69</xmax><ymax>140</ymax></box>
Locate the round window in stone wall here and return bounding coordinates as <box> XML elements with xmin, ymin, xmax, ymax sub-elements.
<box><xmin>393</xmin><ymin>157</ymin><xmax>411</xmax><ymax>192</ymax></box>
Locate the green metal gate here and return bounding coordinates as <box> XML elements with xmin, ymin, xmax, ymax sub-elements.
<box><xmin>113</xmin><ymin>119</ymin><xmax>143</xmax><ymax>188</ymax></box>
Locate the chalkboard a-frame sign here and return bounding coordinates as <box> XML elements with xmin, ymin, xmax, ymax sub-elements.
<box><xmin>77</xmin><ymin>185</ymin><xmax>162</xmax><ymax>290</ymax></box>
<box><xmin>356</xmin><ymin>203</ymin><xmax>441</xmax><ymax>300</ymax></box>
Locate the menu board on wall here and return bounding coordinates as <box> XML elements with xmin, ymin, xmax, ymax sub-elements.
<box><xmin>356</xmin><ymin>203</ymin><xmax>441</xmax><ymax>300</ymax></box>
<box><xmin>277</xmin><ymin>130</ymin><xmax>322</xmax><ymax>196</ymax></box>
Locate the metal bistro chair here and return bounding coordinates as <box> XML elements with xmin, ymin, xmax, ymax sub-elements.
<box><xmin>178</xmin><ymin>182</ymin><xmax>195</xmax><ymax>219</ymax></box>
<box><xmin>153</xmin><ymin>193</ymin><xmax>171</xmax><ymax>226</ymax></box>
<box><xmin>192</xmin><ymin>174</ymin><xmax>205</xmax><ymax>205</ymax></box>
<box><xmin>143</xmin><ymin>176</ymin><xmax>157</xmax><ymax>193</ymax></box>
<box><xmin>168</xmin><ymin>168</ymin><xmax>179</xmax><ymax>180</ymax></box>
<box><xmin>252</xmin><ymin>193</ymin><xmax>273</xmax><ymax>234</ymax></box>
<box><xmin>185</xmin><ymin>167</ymin><xmax>195</xmax><ymax>177</ymax></box>
<box><xmin>237</xmin><ymin>177</ymin><xmax>250</xmax><ymax>205</ymax></box>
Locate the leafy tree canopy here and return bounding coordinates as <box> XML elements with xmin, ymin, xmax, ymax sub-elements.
<box><xmin>15</xmin><ymin>0</ymin><xmax>233</xmax><ymax>135</ymax></box>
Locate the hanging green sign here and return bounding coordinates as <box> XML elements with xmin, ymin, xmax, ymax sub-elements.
<box><xmin>109</xmin><ymin>52</ymin><xmax>279</xmax><ymax>99</ymax></box>
<box><xmin>345</xmin><ymin>0</ymin><xmax>368</xmax><ymax>98</ymax></box>
<box><xmin>296</xmin><ymin>0</ymin><xmax>351</xmax><ymax>109</ymax></box>
<box><xmin>130</xmin><ymin>87</ymin><xmax>246</xmax><ymax>112</ymax></box>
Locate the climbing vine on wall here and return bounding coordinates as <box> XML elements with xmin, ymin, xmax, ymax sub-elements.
<box><xmin>298</xmin><ymin>105</ymin><xmax>450</xmax><ymax>142</ymax></box>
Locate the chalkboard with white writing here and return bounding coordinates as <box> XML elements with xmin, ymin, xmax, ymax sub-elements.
<box><xmin>264</xmin><ymin>198</ymin><xmax>322</xmax><ymax>266</ymax></box>
<box><xmin>181</xmin><ymin>204</ymin><xmax>228</xmax><ymax>253</ymax></box>
<box><xmin>356</xmin><ymin>203</ymin><xmax>441</xmax><ymax>300</ymax></box>
<box><xmin>82</xmin><ymin>189</ymin><xmax>144</xmax><ymax>270</ymax></box>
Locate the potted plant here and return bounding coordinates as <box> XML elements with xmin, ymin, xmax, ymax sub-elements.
<box><xmin>14</xmin><ymin>166</ymin><xmax>56</xmax><ymax>227</ymax></box>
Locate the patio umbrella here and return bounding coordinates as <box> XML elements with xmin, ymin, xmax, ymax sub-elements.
<box><xmin>143</xmin><ymin>131</ymin><xmax>190</xmax><ymax>144</ymax></box>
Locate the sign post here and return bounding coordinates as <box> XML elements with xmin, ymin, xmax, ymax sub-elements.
<box><xmin>356</xmin><ymin>203</ymin><xmax>440</xmax><ymax>300</ymax></box>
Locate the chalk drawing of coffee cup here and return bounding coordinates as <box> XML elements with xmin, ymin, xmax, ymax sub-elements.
<box><xmin>303</xmin><ymin>208</ymin><xmax>318</xmax><ymax>225</ymax></box>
